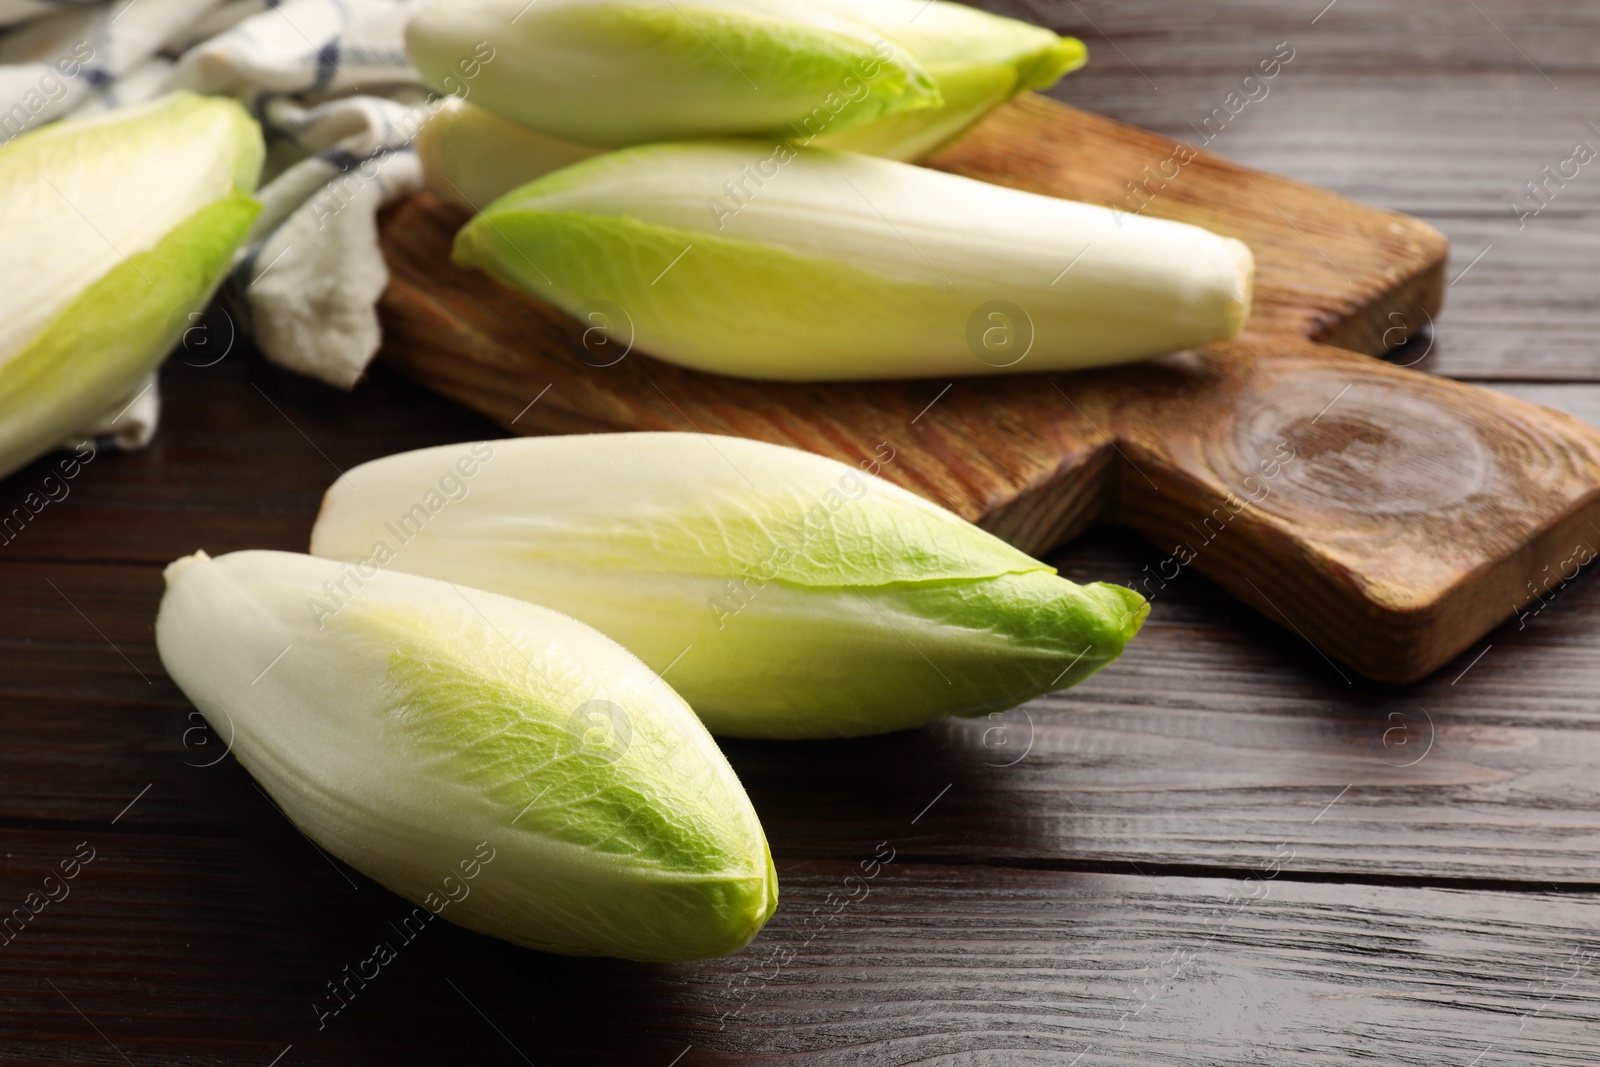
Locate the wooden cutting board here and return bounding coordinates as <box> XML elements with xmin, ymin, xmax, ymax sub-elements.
<box><xmin>373</xmin><ymin>93</ymin><xmax>1600</xmax><ymax>686</ymax></box>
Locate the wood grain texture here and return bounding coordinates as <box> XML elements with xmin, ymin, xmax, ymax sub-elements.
<box><xmin>990</xmin><ymin>0</ymin><xmax>1600</xmax><ymax>75</ymax></box>
<box><xmin>5</xmin><ymin>354</ymin><xmax>1600</xmax><ymax>1062</ymax></box>
<box><xmin>1019</xmin><ymin>0</ymin><xmax>1600</xmax><ymax>385</ymax></box>
<box><xmin>10</xmin><ymin>361</ymin><xmax>1600</xmax><ymax>889</ymax></box>
<box><xmin>1094</xmin><ymin>340</ymin><xmax>1600</xmax><ymax>682</ymax></box>
<box><xmin>5</xmin><ymin>848</ymin><xmax>1599</xmax><ymax>1065</ymax></box>
<box><xmin>378</xmin><ymin>88</ymin><xmax>1450</xmax><ymax>368</ymax></box>
<box><xmin>5</xmin><ymin>0</ymin><xmax>1600</xmax><ymax>1061</ymax></box>
<box><xmin>374</xmin><ymin>85</ymin><xmax>1453</xmax><ymax>538</ymax></box>
<box><xmin>374</xmin><ymin>94</ymin><xmax>1600</xmax><ymax>683</ymax></box>
<box><xmin>924</xmin><ymin>94</ymin><xmax>1447</xmax><ymax>357</ymax></box>
<box><xmin>740</xmin><ymin>529</ymin><xmax>1600</xmax><ymax>885</ymax></box>
<box><xmin>1051</xmin><ymin>72</ymin><xmax>1600</xmax><ymax>381</ymax></box>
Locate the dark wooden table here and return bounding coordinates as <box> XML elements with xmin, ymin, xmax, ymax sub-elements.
<box><xmin>7</xmin><ymin>1</ymin><xmax>1600</xmax><ymax>1062</ymax></box>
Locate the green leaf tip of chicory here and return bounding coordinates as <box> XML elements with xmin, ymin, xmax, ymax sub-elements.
<box><xmin>308</xmin><ymin>433</ymin><xmax>1150</xmax><ymax>739</ymax></box>
<box><xmin>451</xmin><ymin>140</ymin><xmax>1253</xmax><ymax>381</ymax></box>
<box><xmin>807</xmin><ymin>0</ymin><xmax>1087</xmax><ymax>159</ymax></box>
<box><xmin>404</xmin><ymin>0</ymin><xmax>1084</xmax><ymax>161</ymax></box>
<box><xmin>0</xmin><ymin>91</ymin><xmax>263</xmax><ymax>481</ymax></box>
<box><xmin>156</xmin><ymin>548</ymin><xmax>777</xmax><ymax>961</ymax></box>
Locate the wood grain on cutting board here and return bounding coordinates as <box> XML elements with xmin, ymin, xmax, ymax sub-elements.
<box><xmin>375</xmin><ymin>93</ymin><xmax>1600</xmax><ymax>684</ymax></box>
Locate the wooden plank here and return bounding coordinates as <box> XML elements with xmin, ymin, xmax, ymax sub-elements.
<box><xmin>1489</xmin><ymin>383</ymin><xmax>1600</xmax><ymax>426</ymax></box>
<box><xmin>367</xmin><ymin>90</ymin><xmax>1592</xmax><ymax>687</ymax></box>
<box><xmin>1052</xmin><ymin>72</ymin><xmax>1600</xmax><ymax>382</ymax></box>
<box><xmin>380</xmin><ymin>92</ymin><xmax>1450</xmax><ymax>363</ymax></box>
<box><xmin>1012</xmin><ymin>0</ymin><xmax>1600</xmax><ymax>74</ymax></box>
<box><xmin>376</xmin><ymin>171</ymin><xmax>1600</xmax><ymax>684</ymax></box>
<box><xmin>1059</xmin><ymin>73</ymin><xmax>1600</xmax><ymax>221</ymax></box>
<box><xmin>2</xmin><ymin>846</ymin><xmax>1596</xmax><ymax>1064</ymax></box>
<box><xmin>1401</xmin><ymin>215</ymin><xmax>1600</xmax><ymax>382</ymax></box>
<box><xmin>739</xmin><ymin>534</ymin><xmax>1600</xmax><ymax>884</ymax></box>
<box><xmin>1021</xmin><ymin>0</ymin><xmax>1600</xmax><ymax>385</ymax></box>
<box><xmin>1088</xmin><ymin>340</ymin><xmax>1600</xmax><ymax>682</ymax></box>
<box><xmin>13</xmin><ymin>518</ymin><xmax>1600</xmax><ymax>884</ymax></box>
<box><xmin>375</xmin><ymin>79</ymin><xmax>1455</xmax><ymax>437</ymax></box>
<box><xmin>17</xmin><ymin>357</ymin><xmax>1600</xmax><ymax>571</ymax></box>
<box><xmin>0</xmin><ymin>357</ymin><xmax>500</xmax><ymax>565</ymax></box>
<box><xmin>4</xmin><ymin>361</ymin><xmax>1600</xmax><ymax>878</ymax></box>
<box><xmin>924</xmin><ymin>96</ymin><xmax>1447</xmax><ymax>356</ymax></box>
<box><xmin>2</xmin><ymin>2</ymin><xmax>1598</xmax><ymax>1063</ymax></box>
<box><xmin>8</xmin><ymin>343</ymin><xmax>1600</xmax><ymax>884</ymax></box>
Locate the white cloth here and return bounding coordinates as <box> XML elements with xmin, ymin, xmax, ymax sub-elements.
<box><xmin>1</xmin><ymin>0</ymin><xmax>435</xmax><ymax>452</ymax></box>
<box><xmin>0</xmin><ymin>0</ymin><xmax>223</xmax><ymax>140</ymax></box>
<box><xmin>69</xmin><ymin>371</ymin><xmax>162</xmax><ymax>451</ymax></box>
<box><xmin>236</xmin><ymin>93</ymin><xmax>426</xmax><ymax>386</ymax></box>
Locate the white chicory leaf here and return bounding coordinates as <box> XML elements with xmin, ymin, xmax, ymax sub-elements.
<box><xmin>452</xmin><ymin>140</ymin><xmax>1255</xmax><ymax>380</ymax></box>
<box><xmin>417</xmin><ymin>98</ymin><xmax>599</xmax><ymax>212</ymax></box>
<box><xmin>0</xmin><ymin>91</ymin><xmax>262</xmax><ymax>480</ymax></box>
<box><xmin>308</xmin><ymin>434</ymin><xmax>1150</xmax><ymax>739</ymax></box>
<box><xmin>155</xmin><ymin>548</ymin><xmax>778</xmax><ymax>961</ymax></box>
<box><xmin>405</xmin><ymin>0</ymin><xmax>1082</xmax><ymax>161</ymax></box>
<box><xmin>406</xmin><ymin>0</ymin><xmax>939</xmax><ymax>149</ymax></box>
